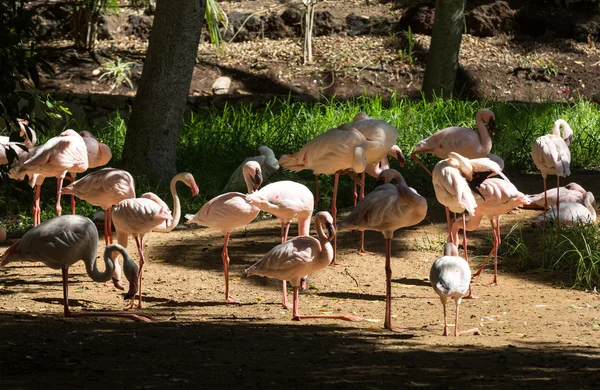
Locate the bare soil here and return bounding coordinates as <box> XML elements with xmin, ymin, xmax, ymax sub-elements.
<box><xmin>37</xmin><ymin>0</ymin><xmax>600</xmax><ymax>103</ymax></box>
<box><xmin>1</xmin><ymin>171</ymin><xmax>599</xmax><ymax>388</ymax></box>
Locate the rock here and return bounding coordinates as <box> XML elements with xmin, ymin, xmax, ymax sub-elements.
<box><xmin>398</xmin><ymin>3</ymin><xmax>436</xmax><ymax>35</ymax></box>
<box><xmin>515</xmin><ymin>7</ymin><xmax>547</xmax><ymax>37</ymax></box>
<box><xmin>370</xmin><ymin>16</ymin><xmax>395</xmax><ymax>36</ymax></box>
<box><xmin>97</xmin><ymin>15</ymin><xmax>119</xmax><ymax>40</ymax></box>
<box><xmin>466</xmin><ymin>1</ymin><xmax>515</xmax><ymax>37</ymax></box>
<box><xmin>262</xmin><ymin>14</ymin><xmax>294</xmax><ymax>39</ymax></box>
<box><xmin>212</xmin><ymin>76</ymin><xmax>232</xmax><ymax>95</ymax></box>
<box><xmin>224</xmin><ymin>12</ymin><xmax>261</xmax><ymax>42</ymax></box>
<box><xmin>314</xmin><ymin>10</ymin><xmax>344</xmax><ymax>36</ymax></box>
<box><xmin>125</xmin><ymin>14</ymin><xmax>154</xmax><ymax>40</ymax></box>
<box><xmin>281</xmin><ymin>7</ymin><xmax>303</xmax><ymax>27</ymax></box>
<box><xmin>346</xmin><ymin>13</ymin><xmax>371</xmax><ymax>37</ymax></box>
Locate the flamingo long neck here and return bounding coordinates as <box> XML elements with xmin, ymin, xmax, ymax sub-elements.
<box><xmin>553</xmin><ymin>119</ymin><xmax>573</xmax><ymax>146</ymax></box>
<box><xmin>584</xmin><ymin>193</ymin><xmax>597</xmax><ymax>220</ymax></box>
<box><xmin>84</xmin><ymin>238</ymin><xmax>114</xmax><ymax>283</ymax></box>
<box><xmin>106</xmin><ymin>244</ymin><xmax>139</xmax><ymax>299</ymax></box>
<box><xmin>153</xmin><ymin>177</ymin><xmax>181</xmax><ymax>232</ymax></box>
<box><xmin>475</xmin><ymin>111</ymin><xmax>493</xmax><ymax>154</ymax></box>
<box><xmin>243</xmin><ymin>169</ymin><xmax>256</xmax><ymax>194</ymax></box>
<box><xmin>316</xmin><ymin>219</ymin><xmax>334</xmax><ymax>265</ymax></box>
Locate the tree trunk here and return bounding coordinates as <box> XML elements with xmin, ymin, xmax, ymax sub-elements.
<box><xmin>421</xmin><ymin>0</ymin><xmax>465</xmax><ymax>99</ymax></box>
<box><xmin>122</xmin><ymin>0</ymin><xmax>206</xmax><ymax>184</ymax></box>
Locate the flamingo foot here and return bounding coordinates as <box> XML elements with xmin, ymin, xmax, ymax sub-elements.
<box><xmin>330</xmin><ymin>261</ymin><xmax>347</xmax><ymax>266</ymax></box>
<box><xmin>226</xmin><ymin>296</ymin><xmax>240</xmax><ymax>304</ymax></box>
<box><xmin>283</xmin><ymin>303</ymin><xmax>292</xmax><ymax>310</ymax></box>
<box><xmin>293</xmin><ymin>314</ymin><xmax>362</xmax><ymax>322</ymax></box>
<box><xmin>463</xmin><ymin>285</ymin><xmax>479</xmax><ymax>300</ymax></box>
<box><xmin>458</xmin><ymin>327</ymin><xmax>482</xmax><ymax>336</ymax></box>
<box><xmin>471</xmin><ymin>269</ymin><xmax>483</xmax><ymax>278</ymax></box>
<box><xmin>442</xmin><ymin>327</ymin><xmax>450</xmax><ymax>336</ymax></box>
<box><xmin>358</xmin><ymin>249</ymin><xmax>374</xmax><ymax>256</ymax></box>
<box><xmin>486</xmin><ymin>280</ymin><xmax>498</xmax><ymax>287</ymax></box>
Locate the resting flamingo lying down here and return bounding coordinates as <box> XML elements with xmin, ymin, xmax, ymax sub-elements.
<box><xmin>535</xmin><ymin>191</ymin><xmax>596</xmax><ymax>227</ymax></box>
<box><xmin>523</xmin><ymin>182</ymin><xmax>587</xmax><ymax>210</ymax></box>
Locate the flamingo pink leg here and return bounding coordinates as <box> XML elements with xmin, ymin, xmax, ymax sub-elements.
<box><xmin>358</xmin><ymin>172</ymin><xmax>372</xmax><ymax>255</ymax></box>
<box><xmin>445</xmin><ymin>207</ymin><xmax>453</xmax><ymax>242</ymax></box>
<box><xmin>489</xmin><ymin>218</ymin><xmax>501</xmax><ymax>286</ymax></box>
<box><xmin>66</xmin><ymin>175</ymin><xmax>76</xmax><ymax>214</ymax></box>
<box><xmin>133</xmin><ymin>236</ymin><xmax>146</xmax><ymax>309</ymax></box>
<box><xmin>384</xmin><ymin>237</ymin><xmax>396</xmax><ymax>331</ymax></box>
<box><xmin>542</xmin><ymin>176</ymin><xmax>547</xmax><ymax>233</ymax></box>
<box><xmin>61</xmin><ymin>267</ymin><xmax>151</xmax><ymax>322</ymax></box>
<box><xmin>455</xmin><ymin>302</ymin><xmax>481</xmax><ymax>336</ymax></box>
<box><xmin>556</xmin><ymin>176</ymin><xmax>560</xmax><ymax>230</ymax></box>
<box><xmin>281</xmin><ymin>222</ymin><xmax>292</xmax><ymax>309</ymax></box>
<box><xmin>472</xmin><ymin>218</ymin><xmax>496</xmax><ymax>278</ymax></box>
<box><xmin>55</xmin><ymin>178</ymin><xmax>64</xmax><ymax>217</ymax></box>
<box><xmin>352</xmin><ymin>181</ymin><xmax>358</xmax><ymax>207</ymax></box>
<box><xmin>291</xmin><ymin>286</ymin><xmax>360</xmax><ymax>322</ymax></box>
<box><xmin>410</xmin><ymin>152</ymin><xmax>433</xmax><ymax>176</ymax></box>
<box><xmin>442</xmin><ymin>301</ymin><xmax>449</xmax><ymax>336</ymax></box>
<box><xmin>33</xmin><ymin>184</ymin><xmax>41</xmax><ymax>226</ymax></box>
<box><xmin>222</xmin><ymin>232</ymin><xmax>238</xmax><ymax>304</ymax></box>
<box><xmin>331</xmin><ymin>173</ymin><xmax>343</xmax><ymax>266</ymax></box>
<box><xmin>463</xmin><ymin>213</ymin><xmax>479</xmax><ymax>300</ymax></box>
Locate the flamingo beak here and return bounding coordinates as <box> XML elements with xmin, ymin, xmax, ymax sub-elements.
<box><xmin>190</xmin><ymin>181</ymin><xmax>200</xmax><ymax>197</ymax></box>
<box><xmin>565</xmin><ymin>134</ymin><xmax>573</xmax><ymax>148</ymax></box>
<box><xmin>397</xmin><ymin>151</ymin><xmax>406</xmax><ymax>168</ymax></box>
<box><xmin>253</xmin><ymin>169</ymin><xmax>263</xmax><ymax>190</ymax></box>
<box><xmin>326</xmin><ymin>222</ymin><xmax>335</xmax><ymax>241</ymax></box>
<box><xmin>487</xmin><ymin>118</ymin><xmax>496</xmax><ymax>134</ymax></box>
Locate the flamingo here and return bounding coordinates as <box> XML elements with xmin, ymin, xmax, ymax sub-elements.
<box><xmin>0</xmin><ymin>215</ymin><xmax>150</xmax><ymax>322</ymax></box>
<box><xmin>449</xmin><ymin>178</ymin><xmax>530</xmax><ymax>286</ymax></box>
<box><xmin>222</xmin><ymin>146</ymin><xmax>279</xmax><ymax>193</ymax></box>
<box><xmin>185</xmin><ymin>162</ymin><xmax>262</xmax><ymax>303</ymax></box>
<box><xmin>246</xmin><ymin>211</ymin><xmax>360</xmax><ymax>322</ymax></box>
<box><xmin>111</xmin><ymin>193</ymin><xmax>173</xmax><ymax>309</ymax></box>
<box><xmin>531</xmin><ymin>119</ymin><xmax>573</xmax><ymax>229</ymax></box>
<box><xmin>429</xmin><ymin>243</ymin><xmax>481</xmax><ymax>337</ymax></box>
<box><xmin>338</xmin><ymin>169</ymin><xmax>427</xmax><ymax>331</ymax></box>
<box><xmin>411</xmin><ymin>109</ymin><xmax>496</xmax><ymax>175</ymax></box>
<box><xmin>246</xmin><ymin>180</ymin><xmax>314</xmax><ymax>308</ymax></box>
<box><xmin>524</xmin><ymin>182</ymin><xmax>586</xmax><ymax>211</ymax></box>
<box><xmin>10</xmin><ymin>130</ymin><xmax>89</xmax><ymax>226</ymax></box>
<box><xmin>80</xmin><ymin>131</ymin><xmax>112</xmax><ymax>169</ymax></box>
<box><xmin>60</xmin><ymin>168</ymin><xmax>136</xmax><ymax>289</ymax></box>
<box><xmin>432</xmin><ymin>152</ymin><xmax>508</xmax><ymax>257</ymax></box>
<box><xmin>279</xmin><ymin>125</ymin><xmax>367</xmax><ymax>264</ymax></box>
<box><xmin>152</xmin><ymin>172</ymin><xmax>200</xmax><ymax>232</ymax></box>
<box><xmin>0</xmin><ymin>119</ymin><xmax>37</xmax><ymax>164</ymax></box>
<box><xmin>536</xmin><ymin>191</ymin><xmax>596</xmax><ymax>226</ymax></box>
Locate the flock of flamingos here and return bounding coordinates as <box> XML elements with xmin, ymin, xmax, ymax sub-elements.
<box><xmin>0</xmin><ymin>111</ymin><xmax>596</xmax><ymax>336</ymax></box>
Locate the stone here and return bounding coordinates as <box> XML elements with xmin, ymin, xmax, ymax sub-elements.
<box><xmin>346</xmin><ymin>13</ymin><xmax>371</xmax><ymax>37</ymax></box>
<box><xmin>212</xmin><ymin>76</ymin><xmax>232</xmax><ymax>95</ymax></box>
<box><xmin>262</xmin><ymin>14</ymin><xmax>294</xmax><ymax>39</ymax></box>
<box><xmin>466</xmin><ymin>1</ymin><xmax>515</xmax><ymax>37</ymax></box>
<box><xmin>224</xmin><ymin>12</ymin><xmax>262</xmax><ymax>42</ymax></box>
<box><xmin>125</xmin><ymin>14</ymin><xmax>154</xmax><ymax>40</ymax></box>
<box><xmin>314</xmin><ymin>10</ymin><xmax>344</xmax><ymax>36</ymax></box>
<box><xmin>398</xmin><ymin>3</ymin><xmax>435</xmax><ymax>35</ymax></box>
<box><xmin>97</xmin><ymin>15</ymin><xmax>119</xmax><ymax>40</ymax></box>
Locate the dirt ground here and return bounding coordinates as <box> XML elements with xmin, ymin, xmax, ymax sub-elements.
<box><xmin>1</xmin><ymin>171</ymin><xmax>599</xmax><ymax>388</ymax></box>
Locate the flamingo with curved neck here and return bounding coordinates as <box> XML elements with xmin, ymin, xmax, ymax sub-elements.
<box><xmin>0</xmin><ymin>215</ymin><xmax>150</xmax><ymax>322</ymax></box>
<box><xmin>153</xmin><ymin>172</ymin><xmax>199</xmax><ymax>232</ymax></box>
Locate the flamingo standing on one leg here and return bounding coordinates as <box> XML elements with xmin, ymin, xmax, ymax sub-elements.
<box><xmin>278</xmin><ymin>124</ymin><xmax>367</xmax><ymax>264</ymax></box>
<box><xmin>247</xmin><ymin>211</ymin><xmax>361</xmax><ymax>322</ymax></box>
<box><xmin>185</xmin><ymin>162</ymin><xmax>262</xmax><ymax>303</ymax></box>
<box><xmin>339</xmin><ymin>169</ymin><xmax>427</xmax><ymax>331</ymax></box>
<box><xmin>60</xmin><ymin>168</ymin><xmax>136</xmax><ymax>289</ymax></box>
<box><xmin>531</xmin><ymin>119</ymin><xmax>573</xmax><ymax>230</ymax></box>
<box><xmin>11</xmin><ymin>130</ymin><xmax>89</xmax><ymax>226</ymax></box>
<box><xmin>411</xmin><ymin>109</ymin><xmax>496</xmax><ymax>175</ymax></box>
<box><xmin>0</xmin><ymin>215</ymin><xmax>151</xmax><ymax>322</ymax></box>
<box><xmin>449</xmin><ymin>178</ymin><xmax>530</xmax><ymax>286</ymax></box>
<box><xmin>524</xmin><ymin>182</ymin><xmax>587</xmax><ymax>210</ymax></box>
<box><xmin>246</xmin><ymin>180</ymin><xmax>314</xmax><ymax>309</ymax></box>
<box><xmin>430</xmin><ymin>243</ymin><xmax>481</xmax><ymax>337</ymax></box>
<box><xmin>111</xmin><ymin>194</ymin><xmax>173</xmax><ymax>309</ymax></box>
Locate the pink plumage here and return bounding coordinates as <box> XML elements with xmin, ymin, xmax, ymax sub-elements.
<box><xmin>80</xmin><ymin>131</ymin><xmax>112</xmax><ymax>168</ymax></box>
<box><xmin>524</xmin><ymin>182</ymin><xmax>587</xmax><ymax>210</ymax></box>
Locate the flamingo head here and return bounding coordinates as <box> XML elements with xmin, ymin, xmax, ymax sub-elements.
<box><xmin>389</xmin><ymin>145</ymin><xmax>405</xmax><ymax>168</ymax></box>
<box><xmin>443</xmin><ymin>242</ymin><xmax>459</xmax><ymax>257</ymax></box>
<box><xmin>79</xmin><ymin>130</ymin><xmax>95</xmax><ymax>138</ymax></box>
<box><xmin>375</xmin><ymin>168</ymin><xmax>402</xmax><ymax>187</ymax></box>
<box><xmin>181</xmin><ymin>173</ymin><xmax>199</xmax><ymax>197</ymax></box>
<box><xmin>564</xmin><ymin>134</ymin><xmax>573</xmax><ymax>148</ymax></box>
<box><xmin>565</xmin><ymin>182</ymin><xmax>586</xmax><ymax>195</ymax></box>
<box><xmin>243</xmin><ymin>161</ymin><xmax>263</xmax><ymax>192</ymax></box>
<box><xmin>316</xmin><ymin>211</ymin><xmax>335</xmax><ymax>241</ymax></box>
<box><xmin>60</xmin><ymin>129</ymin><xmax>80</xmax><ymax>138</ymax></box>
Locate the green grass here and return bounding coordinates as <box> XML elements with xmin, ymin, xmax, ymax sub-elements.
<box><xmin>2</xmin><ymin>95</ymin><xmax>600</xmax><ymax>237</ymax></box>
<box><xmin>503</xmin><ymin>222</ymin><xmax>600</xmax><ymax>291</ymax></box>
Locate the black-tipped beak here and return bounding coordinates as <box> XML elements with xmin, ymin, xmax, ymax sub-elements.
<box><xmin>398</xmin><ymin>152</ymin><xmax>406</xmax><ymax>168</ymax></box>
<box><xmin>253</xmin><ymin>169</ymin><xmax>263</xmax><ymax>190</ymax></box>
<box><xmin>488</xmin><ymin>118</ymin><xmax>496</xmax><ymax>134</ymax></box>
<box><xmin>326</xmin><ymin>222</ymin><xmax>335</xmax><ymax>241</ymax></box>
<box><xmin>124</xmin><ymin>277</ymin><xmax>138</xmax><ymax>300</ymax></box>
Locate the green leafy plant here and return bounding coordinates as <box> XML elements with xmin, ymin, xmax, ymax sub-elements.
<box><xmin>98</xmin><ymin>57</ymin><xmax>136</xmax><ymax>89</ymax></box>
<box><xmin>205</xmin><ymin>0</ymin><xmax>228</xmax><ymax>51</ymax></box>
<box><xmin>537</xmin><ymin>59</ymin><xmax>559</xmax><ymax>77</ymax></box>
<box><xmin>397</xmin><ymin>26</ymin><xmax>415</xmax><ymax>65</ymax></box>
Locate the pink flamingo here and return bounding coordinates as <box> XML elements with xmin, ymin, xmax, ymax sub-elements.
<box><xmin>411</xmin><ymin>109</ymin><xmax>496</xmax><ymax>175</ymax></box>
<box><xmin>11</xmin><ymin>130</ymin><xmax>89</xmax><ymax>226</ymax></box>
<box><xmin>246</xmin><ymin>180</ymin><xmax>314</xmax><ymax>309</ymax></box>
<box><xmin>536</xmin><ymin>191</ymin><xmax>596</xmax><ymax>226</ymax></box>
<box><xmin>430</xmin><ymin>243</ymin><xmax>481</xmax><ymax>337</ymax></box>
<box><xmin>0</xmin><ymin>119</ymin><xmax>37</xmax><ymax>164</ymax></box>
<box><xmin>449</xmin><ymin>178</ymin><xmax>530</xmax><ymax>286</ymax></box>
<box><xmin>185</xmin><ymin>162</ymin><xmax>262</xmax><ymax>303</ymax></box>
<box><xmin>222</xmin><ymin>146</ymin><xmax>279</xmax><ymax>193</ymax></box>
<box><xmin>0</xmin><ymin>215</ymin><xmax>151</xmax><ymax>322</ymax></box>
<box><xmin>152</xmin><ymin>172</ymin><xmax>199</xmax><ymax>232</ymax></box>
<box><xmin>279</xmin><ymin>126</ymin><xmax>367</xmax><ymax>264</ymax></box>
<box><xmin>524</xmin><ymin>182</ymin><xmax>587</xmax><ymax>210</ymax></box>
<box><xmin>247</xmin><ymin>211</ymin><xmax>361</xmax><ymax>322</ymax></box>
<box><xmin>531</xmin><ymin>119</ymin><xmax>573</xmax><ymax>229</ymax></box>
<box><xmin>339</xmin><ymin>169</ymin><xmax>427</xmax><ymax>331</ymax></box>
<box><xmin>112</xmin><ymin>193</ymin><xmax>173</xmax><ymax>309</ymax></box>
<box><xmin>80</xmin><ymin>131</ymin><xmax>112</xmax><ymax>168</ymax></box>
